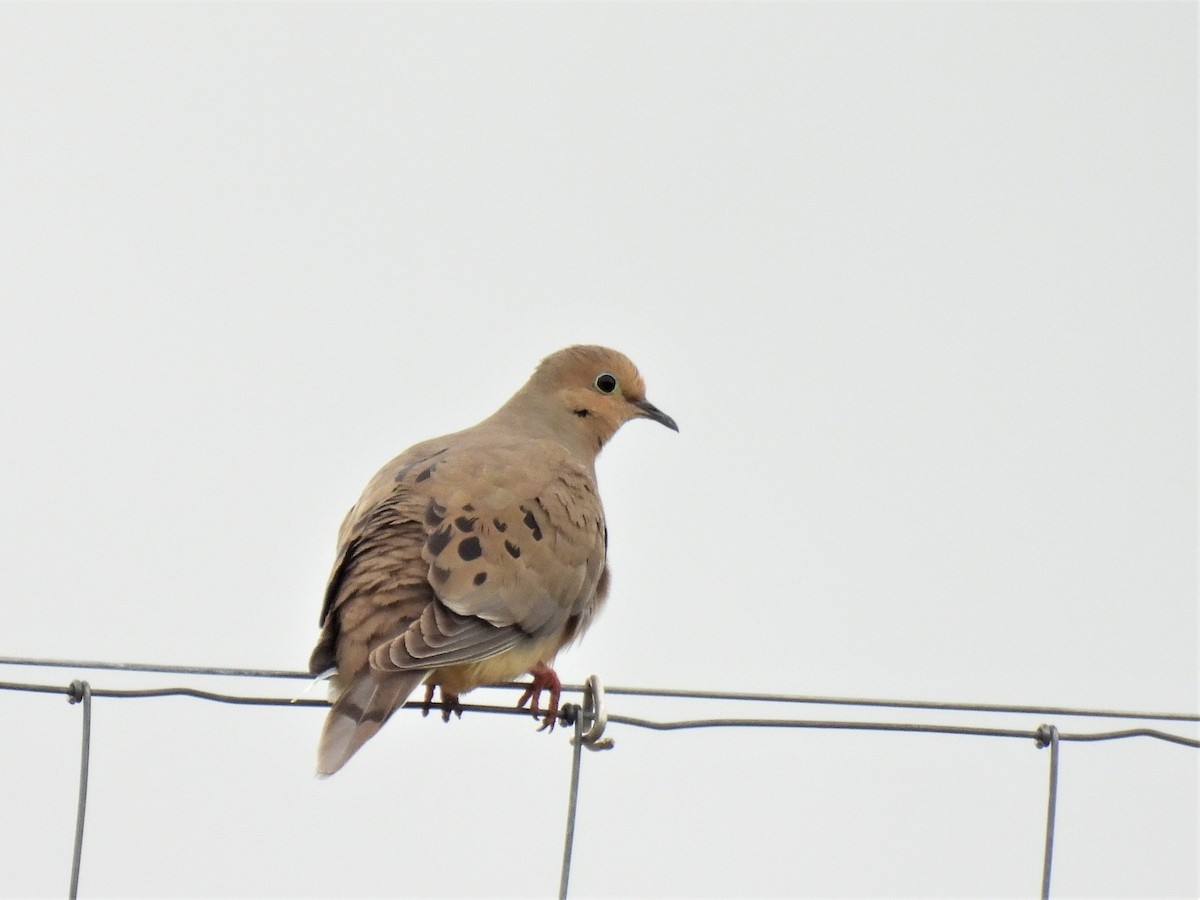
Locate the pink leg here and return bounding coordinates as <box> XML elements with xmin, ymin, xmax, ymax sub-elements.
<box><xmin>516</xmin><ymin>662</ymin><xmax>563</xmax><ymax>732</ymax></box>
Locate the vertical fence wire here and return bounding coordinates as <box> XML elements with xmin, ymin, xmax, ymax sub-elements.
<box><xmin>559</xmin><ymin>707</ymin><xmax>585</xmax><ymax>900</ymax></box>
<box><xmin>67</xmin><ymin>680</ymin><xmax>92</xmax><ymax>900</ymax></box>
<box><xmin>1037</xmin><ymin>724</ymin><xmax>1061</xmax><ymax>900</ymax></box>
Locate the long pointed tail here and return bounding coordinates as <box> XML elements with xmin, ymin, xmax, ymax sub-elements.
<box><xmin>317</xmin><ymin>670</ymin><xmax>427</xmax><ymax>776</ymax></box>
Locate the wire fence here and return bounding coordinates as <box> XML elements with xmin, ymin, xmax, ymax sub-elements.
<box><xmin>1</xmin><ymin>655</ymin><xmax>1197</xmax><ymax>899</ymax></box>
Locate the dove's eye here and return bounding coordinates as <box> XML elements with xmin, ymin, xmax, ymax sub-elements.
<box><xmin>594</xmin><ymin>373</ymin><xmax>618</xmax><ymax>394</ymax></box>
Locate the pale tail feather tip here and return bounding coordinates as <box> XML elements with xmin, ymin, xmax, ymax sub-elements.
<box><xmin>315</xmin><ymin>671</ymin><xmax>425</xmax><ymax>776</ymax></box>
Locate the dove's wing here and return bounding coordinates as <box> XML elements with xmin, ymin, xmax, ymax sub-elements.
<box><xmin>369</xmin><ymin>436</ymin><xmax>607</xmax><ymax>673</ymax></box>
<box><xmin>312</xmin><ymin>436</ymin><xmax>606</xmax><ymax>775</ymax></box>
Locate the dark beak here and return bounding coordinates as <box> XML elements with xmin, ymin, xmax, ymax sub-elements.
<box><xmin>632</xmin><ymin>398</ymin><xmax>679</xmax><ymax>432</ymax></box>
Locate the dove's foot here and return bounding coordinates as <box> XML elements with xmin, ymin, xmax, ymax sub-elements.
<box><xmin>517</xmin><ymin>662</ymin><xmax>562</xmax><ymax>732</ymax></box>
<box><xmin>421</xmin><ymin>682</ymin><xmax>436</xmax><ymax>717</ymax></box>
<box><xmin>421</xmin><ymin>683</ymin><xmax>462</xmax><ymax>722</ymax></box>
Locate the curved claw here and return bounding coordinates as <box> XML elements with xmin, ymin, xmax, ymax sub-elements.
<box><xmin>517</xmin><ymin>662</ymin><xmax>563</xmax><ymax>731</ymax></box>
<box><xmin>421</xmin><ymin>683</ymin><xmax>462</xmax><ymax>722</ymax></box>
<box><xmin>440</xmin><ymin>691</ymin><xmax>463</xmax><ymax>722</ymax></box>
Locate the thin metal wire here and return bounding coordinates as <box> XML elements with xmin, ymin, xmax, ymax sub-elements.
<box><xmin>67</xmin><ymin>681</ymin><xmax>91</xmax><ymax>900</ymax></box>
<box><xmin>1037</xmin><ymin>725</ymin><xmax>1061</xmax><ymax>900</ymax></box>
<box><xmin>574</xmin><ymin>675</ymin><xmax>615</xmax><ymax>751</ymax></box>
<box><xmin>0</xmin><ymin>680</ymin><xmax>73</xmax><ymax>696</ymax></box>
<box><xmin>2</xmin><ymin>655</ymin><xmax>1196</xmax><ymax>723</ymax></box>
<box><xmin>607</xmin><ymin>713</ymin><xmax>1037</xmax><ymax>739</ymax></box>
<box><xmin>1</xmin><ymin>677</ymin><xmax>1197</xmax><ymax>747</ymax></box>
<box><xmin>0</xmin><ymin>680</ymin><xmax>327</xmax><ymax>706</ymax></box>
<box><xmin>603</xmin><ymin>714</ymin><xmax>1200</xmax><ymax>748</ymax></box>
<box><xmin>597</xmin><ymin>685</ymin><xmax>1200</xmax><ymax>723</ymax></box>
<box><xmin>0</xmin><ymin>656</ymin><xmax>309</xmax><ymax>680</ymax></box>
<box><xmin>1052</xmin><ymin>728</ymin><xmax>1200</xmax><ymax>749</ymax></box>
<box><xmin>559</xmin><ymin>706</ymin><xmax>585</xmax><ymax>900</ymax></box>
<box><xmin>0</xmin><ymin>679</ymin><xmax>562</xmax><ymax>720</ymax></box>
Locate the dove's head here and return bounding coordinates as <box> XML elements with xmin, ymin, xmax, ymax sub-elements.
<box><xmin>519</xmin><ymin>345</ymin><xmax>678</xmax><ymax>453</ymax></box>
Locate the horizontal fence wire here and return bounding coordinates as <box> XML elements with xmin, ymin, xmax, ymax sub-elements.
<box><xmin>3</xmin><ymin>674</ymin><xmax>1197</xmax><ymax>748</ymax></box>
<box><xmin>3</xmin><ymin>655</ymin><xmax>1197</xmax><ymax>725</ymax></box>
<box><xmin>0</xmin><ymin>656</ymin><xmax>308</xmax><ymax>680</ymax></box>
<box><xmin>2</xmin><ymin>654</ymin><xmax>1197</xmax><ymax>898</ymax></box>
<box><xmin>603</xmin><ymin>713</ymin><xmax>1200</xmax><ymax>747</ymax></box>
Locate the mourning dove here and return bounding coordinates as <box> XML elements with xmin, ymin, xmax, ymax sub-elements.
<box><xmin>309</xmin><ymin>345</ymin><xmax>677</xmax><ymax>775</ymax></box>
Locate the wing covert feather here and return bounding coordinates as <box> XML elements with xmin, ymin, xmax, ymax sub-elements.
<box><xmin>315</xmin><ymin>436</ymin><xmax>606</xmax><ymax>678</ymax></box>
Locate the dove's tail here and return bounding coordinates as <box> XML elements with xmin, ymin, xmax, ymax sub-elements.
<box><xmin>317</xmin><ymin>670</ymin><xmax>427</xmax><ymax>776</ymax></box>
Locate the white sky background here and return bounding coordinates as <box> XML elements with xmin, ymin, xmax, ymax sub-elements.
<box><xmin>0</xmin><ymin>2</ymin><xmax>1196</xmax><ymax>897</ymax></box>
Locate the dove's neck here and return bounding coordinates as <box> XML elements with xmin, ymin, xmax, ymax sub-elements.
<box><xmin>485</xmin><ymin>388</ymin><xmax>610</xmax><ymax>463</ymax></box>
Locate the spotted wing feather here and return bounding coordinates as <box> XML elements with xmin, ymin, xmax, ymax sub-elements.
<box><xmin>372</xmin><ymin>439</ymin><xmax>608</xmax><ymax>673</ymax></box>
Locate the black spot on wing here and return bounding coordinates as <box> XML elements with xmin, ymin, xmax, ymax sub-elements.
<box><xmin>493</xmin><ymin>518</ymin><xmax>507</xmax><ymax>532</ymax></box>
<box><xmin>504</xmin><ymin>540</ymin><xmax>521</xmax><ymax>559</ymax></box>
<box><xmin>462</xmin><ymin>503</ymin><xmax>475</xmax><ymax>512</ymax></box>
<box><xmin>521</xmin><ymin>507</ymin><xmax>543</xmax><ymax>541</ymax></box>
<box><xmin>473</xmin><ymin>571</ymin><xmax>488</xmax><ymax>586</ymax></box>
<box><xmin>427</xmin><ymin>525</ymin><xmax>453</xmax><ymax>557</ymax></box>
<box><xmin>430</xmin><ymin>564</ymin><xmax>450</xmax><ymax>584</ymax></box>
<box><xmin>458</xmin><ymin>536</ymin><xmax>482</xmax><ymax>561</ymax></box>
<box><xmin>414</xmin><ymin>467</ymin><xmax>434</xmax><ymax>483</ymax></box>
<box><xmin>454</xmin><ymin>515</ymin><xmax>478</xmax><ymax>532</ymax></box>
<box><xmin>425</xmin><ymin>500</ymin><xmax>447</xmax><ymax>527</ymax></box>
